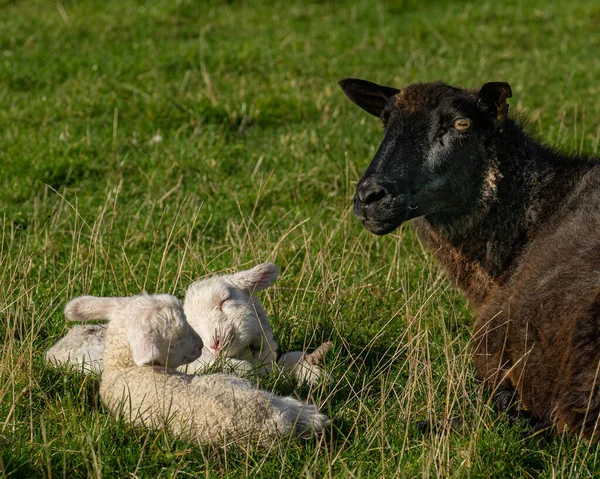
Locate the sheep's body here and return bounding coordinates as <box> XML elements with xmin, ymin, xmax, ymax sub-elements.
<box><xmin>66</xmin><ymin>293</ymin><xmax>328</xmax><ymax>445</ymax></box>
<box><xmin>48</xmin><ymin>263</ymin><xmax>331</xmax><ymax>386</ymax></box>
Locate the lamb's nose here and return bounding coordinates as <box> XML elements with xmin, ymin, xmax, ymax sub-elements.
<box><xmin>209</xmin><ymin>337</ymin><xmax>221</xmax><ymax>353</ymax></box>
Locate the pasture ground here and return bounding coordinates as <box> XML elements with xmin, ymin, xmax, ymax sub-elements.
<box><xmin>1</xmin><ymin>0</ymin><xmax>599</xmax><ymax>477</ymax></box>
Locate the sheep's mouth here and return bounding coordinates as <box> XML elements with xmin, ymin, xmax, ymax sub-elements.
<box><xmin>362</xmin><ymin>217</ymin><xmax>404</xmax><ymax>235</ymax></box>
<box><xmin>360</xmin><ymin>201</ymin><xmax>424</xmax><ymax>235</ymax></box>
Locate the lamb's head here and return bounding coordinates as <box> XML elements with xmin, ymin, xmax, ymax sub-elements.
<box><xmin>184</xmin><ymin>263</ymin><xmax>279</xmax><ymax>359</ymax></box>
<box><xmin>65</xmin><ymin>294</ymin><xmax>203</xmax><ymax>368</ymax></box>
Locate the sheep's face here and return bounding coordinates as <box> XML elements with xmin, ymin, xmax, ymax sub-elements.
<box><xmin>184</xmin><ymin>263</ymin><xmax>279</xmax><ymax>359</ymax></box>
<box><xmin>339</xmin><ymin>79</ymin><xmax>511</xmax><ymax>235</ymax></box>
<box><xmin>125</xmin><ymin>294</ymin><xmax>203</xmax><ymax>368</ymax></box>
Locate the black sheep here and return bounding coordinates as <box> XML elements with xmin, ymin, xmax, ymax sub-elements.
<box><xmin>339</xmin><ymin>78</ymin><xmax>600</xmax><ymax>437</ymax></box>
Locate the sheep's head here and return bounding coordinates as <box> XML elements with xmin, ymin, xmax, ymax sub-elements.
<box><xmin>339</xmin><ymin>78</ymin><xmax>512</xmax><ymax>234</ymax></box>
<box><xmin>184</xmin><ymin>263</ymin><xmax>279</xmax><ymax>359</ymax></box>
<box><xmin>65</xmin><ymin>294</ymin><xmax>203</xmax><ymax>368</ymax></box>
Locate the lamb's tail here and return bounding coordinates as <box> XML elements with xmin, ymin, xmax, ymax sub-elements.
<box><xmin>268</xmin><ymin>395</ymin><xmax>329</xmax><ymax>437</ymax></box>
<box><xmin>64</xmin><ymin>296</ymin><xmax>125</xmax><ymax>322</ymax></box>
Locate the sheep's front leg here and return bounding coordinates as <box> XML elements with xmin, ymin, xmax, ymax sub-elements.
<box><xmin>494</xmin><ymin>384</ymin><xmax>535</xmax><ymax>424</ymax></box>
<box><xmin>472</xmin><ymin>309</ymin><xmax>525</xmax><ymax>419</ymax></box>
<box><xmin>521</xmin><ymin>409</ymin><xmax>555</xmax><ymax>440</ymax></box>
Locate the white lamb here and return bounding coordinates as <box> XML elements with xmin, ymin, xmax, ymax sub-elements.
<box><xmin>47</xmin><ymin>263</ymin><xmax>332</xmax><ymax>385</ymax></box>
<box><xmin>64</xmin><ymin>293</ymin><xmax>329</xmax><ymax>445</ymax></box>
<box><xmin>181</xmin><ymin>262</ymin><xmax>279</xmax><ymax>375</ymax></box>
<box><xmin>182</xmin><ymin>262</ymin><xmax>332</xmax><ymax>384</ymax></box>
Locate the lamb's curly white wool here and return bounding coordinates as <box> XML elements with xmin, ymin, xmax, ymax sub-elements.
<box><xmin>181</xmin><ymin>262</ymin><xmax>279</xmax><ymax>374</ymax></box>
<box><xmin>64</xmin><ymin>293</ymin><xmax>328</xmax><ymax>445</ymax></box>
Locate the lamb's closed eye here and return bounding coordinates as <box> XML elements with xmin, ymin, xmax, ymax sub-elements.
<box><xmin>218</xmin><ymin>296</ymin><xmax>231</xmax><ymax>311</ymax></box>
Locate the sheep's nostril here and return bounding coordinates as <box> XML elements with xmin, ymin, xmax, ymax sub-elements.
<box><xmin>362</xmin><ymin>185</ymin><xmax>387</xmax><ymax>205</ymax></box>
<box><xmin>356</xmin><ymin>179</ymin><xmax>389</xmax><ymax>206</ymax></box>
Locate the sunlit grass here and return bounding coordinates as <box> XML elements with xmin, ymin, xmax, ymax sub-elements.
<box><xmin>1</xmin><ymin>0</ymin><xmax>600</xmax><ymax>477</ymax></box>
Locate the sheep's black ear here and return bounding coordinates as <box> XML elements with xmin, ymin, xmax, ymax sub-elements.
<box><xmin>477</xmin><ymin>82</ymin><xmax>512</xmax><ymax>122</ymax></box>
<box><xmin>338</xmin><ymin>78</ymin><xmax>400</xmax><ymax>117</ymax></box>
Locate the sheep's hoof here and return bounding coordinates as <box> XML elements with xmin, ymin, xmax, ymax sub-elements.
<box><xmin>494</xmin><ymin>386</ymin><xmax>519</xmax><ymax>412</ymax></box>
<box><xmin>416</xmin><ymin>417</ymin><xmax>463</xmax><ymax>435</ymax></box>
<box><xmin>505</xmin><ymin>407</ymin><xmax>534</xmax><ymax>425</ymax></box>
<box><xmin>416</xmin><ymin>420</ymin><xmax>430</xmax><ymax>434</ymax></box>
<box><xmin>520</xmin><ymin>414</ymin><xmax>554</xmax><ymax>441</ymax></box>
<box><xmin>494</xmin><ymin>386</ymin><xmax>534</xmax><ymax>424</ymax></box>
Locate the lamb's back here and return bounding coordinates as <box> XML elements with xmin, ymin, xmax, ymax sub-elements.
<box><xmin>101</xmin><ymin>368</ymin><xmax>282</xmax><ymax>443</ymax></box>
<box><xmin>46</xmin><ymin>324</ymin><xmax>106</xmax><ymax>374</ymax></box>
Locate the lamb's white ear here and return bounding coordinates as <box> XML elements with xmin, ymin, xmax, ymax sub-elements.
<box><xmin>127</xmin><ymin>326</ymin><xmax>162</xmax><ymax>366</ymax></box>
<box><xmin>230</xmin><ymin>263</ymin><xmax>279</xmax><ymax>292</ymax></box>
<box><xmin>64</xmin><ymin>296</ymin><xmax>122</xmax><ymax>322</ymax></box>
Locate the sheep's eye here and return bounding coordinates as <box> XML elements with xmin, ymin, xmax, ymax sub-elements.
<box><xmin>453</xmin><ymin>118</ymin><xmax>471</xmax><ymax>131</ymax></box>
<box><xmin>380</xmin><ymin>110</ymin><xmax>391</xmax><ymax>127</ymax></box>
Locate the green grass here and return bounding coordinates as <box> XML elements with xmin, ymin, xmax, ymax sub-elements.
<box><xmin>1</xmin><ymin>0</ymin><xmax>600</xmax><ymax>477</ymax></box>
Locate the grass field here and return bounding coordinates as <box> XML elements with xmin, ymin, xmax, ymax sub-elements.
<box><xmin>1</xmin><ymin>0</ymin><xmax>600</xmax><ymax>477</ymax></box>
